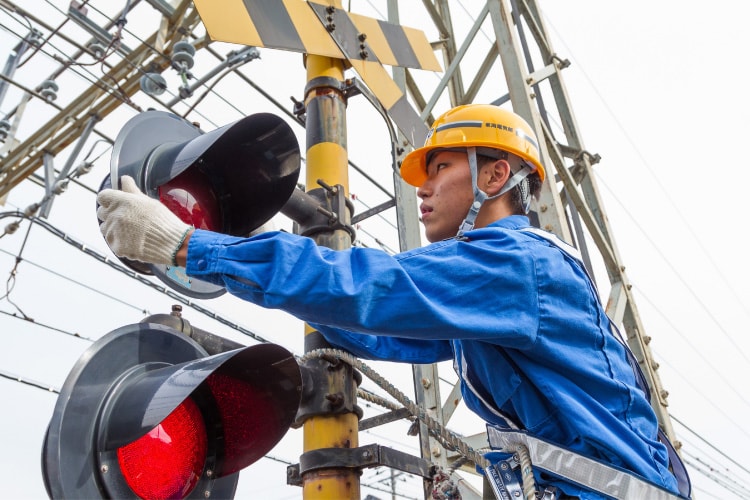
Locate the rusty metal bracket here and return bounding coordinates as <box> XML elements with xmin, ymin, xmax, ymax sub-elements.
<box><xmin>290</xmin><ymin>182</ymin><xmax>356</xmax><ymax>240</ymax></box>
<box><xmin>286</xmin><ymin>444</ymin><xmax>435</xmax><ymax>486</ymax></box>
<box><xmin>293</xmin><ymin>355</ymin><xmax>362</xmax><ymax>428</ymax></box>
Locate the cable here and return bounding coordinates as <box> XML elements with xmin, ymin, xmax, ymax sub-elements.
<box><xmin>637</xmin><ymin>287</ymin><xmax>750</xmax><ymax>412</ymax></box>
<box><xmin>0</xmin><ymin>307</ymin><xmax>95</xmax><ymax>341</ymax></box>
<box><xmin>671</xmin><ymin>413</ymin><xmax>750</xmax><ymax>477</ymax></box>
<box><xmin>0</xmin><ymin>211</ymin><xmax>272</xmax><ymax>344</ymax></box>
<box><xmin>0</xmin><ymin>368</ymin><xmax>59</xmax><ymax>393</ymax></box>
<box><xmin>0</xmin><ymin>246</ymin><xmax>146</xmax><ymax>314</ymax></box>
<box><xmin>543</xmin><ymin>13</ymin><xmax>750</xmax><ymax>366</ymax></box>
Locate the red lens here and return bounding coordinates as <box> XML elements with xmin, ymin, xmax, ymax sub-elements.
<box><xmin>158</xmin><ymin>169</ymin><xmax>221</xmax><ymax>231</ymax></box>
<box><xmin>206</xmin><ymin>373</ymin><xmax>282</xmax><ymax>475</ymax></box>
<box><xmin>117</xmin><ymin>398</ymin><xmax>207</xmax><ymax>500</ymax></box>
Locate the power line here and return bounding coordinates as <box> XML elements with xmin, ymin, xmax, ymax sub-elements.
<box><xmin>0</xmin><ymin>368</ymin><xmax>59</xmax><ymax>393</ymax></box>
<box><xmin>0</xmin><ymin>211</ymin><xmax>273</xmax><ymax>345</ymax></box>
<box><xmin>671</xmin><ymin>413</ymin><xmax>750</xmax><ymax>477</ymax></box>
<box><xmin>0</xmin><ymin>307</ymin><xmax>94</xmax><ymax>341</ymax></box>
<box><xmin>0</xmin><ymin>245</ymin><xmax>146</xmax><ymax>314</ymax></box>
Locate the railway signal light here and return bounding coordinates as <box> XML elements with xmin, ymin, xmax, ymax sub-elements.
<box><xmin>100</xmin><ymin>110</ymin><xmax>301</xmax><ymax>298</ymax></box>
<box><xmin>42</xmin><ymin>323</ymin><xmax>302</xmax><ymax>499</ymax></box>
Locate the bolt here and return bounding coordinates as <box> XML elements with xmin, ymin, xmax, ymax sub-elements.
<box><xmin>514</xmin><ymin>492</ymin><xmax>521</xmax><ymax>497</ymax></box>
<box><xmin>325</xmin><ymin>392</ymin><xmax>344</xmax><ymax>407</ymax></box>
<box><xmin>421</xmin><ymin>377</ymin><xmax>431</xmax><ymax>389</ymax></box>
<box><xmin>171</xmin><ymin>304</ymin><xmax>183</xmax><ymax>316</ymax></box>
<box><xmin>540</xmin><ymin>204</ymin><xmax>548</xmax><ymax>212</ymax></box>
<box><xmin>101</xmin><ymin>465</ymin><xmax>108</xmax><ymax>474</ymax></box>
<box><xmin>358</xmin><ymin>33</ymin><xmax>367</xmax><ymax>41</ymax></box>
<box><xmin>359</xmin><ymin>49</ymin><xmax>368</xmax><ymax>59</ymax></box>
<box><xmin>204</xmin><ymin>490</ymin><xmax>210</xmax><ymax>498</ymax></box>
<box><xmin>206</xmin><ymin>469</ymin><xmax>213</xmax><ymax>478</ymax></box>
<box><xmin>362</xmin><ymin>450</ymin><xmax>372</xmax><ymax>460</ymax></box>
<box><xmin>431</xmin><ymin>446</ymin><xmax>441</xmax><ymax>457</ymax></box>
<box><xmin>500</xmin><ymin>463</ymin><xmax>509</xmax><ymax>470</ymax></box>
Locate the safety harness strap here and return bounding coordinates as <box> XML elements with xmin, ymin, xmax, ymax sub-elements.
<box><xmin>487</xmin><ymin>427</ymin><xmax>684</xmax><ymax>500</ymax></box>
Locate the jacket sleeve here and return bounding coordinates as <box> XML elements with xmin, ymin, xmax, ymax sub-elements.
<box><xmin>185</xmin><ymin>227</ymin><xmax>539</xmax><ymax>349</ymax></box>
<box><xmin>184</xmin><ymin>229</ymin><xmax>454</xmax><ymax>362</ymax></box>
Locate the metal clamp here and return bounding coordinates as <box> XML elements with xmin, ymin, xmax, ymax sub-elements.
<box><xmin>287</xmin><ymin>444</ymin><xmax>435</xmax><ymax>487</ymax></box>
<box><xmin>293</xmin><ymin>182</ymin><xmax>356</xmax><ymax>240</ymax></box>
<box><xmin>484</xmin><ymin>454</ymin><xmax>524</xmax><ymax>500</ymax></box>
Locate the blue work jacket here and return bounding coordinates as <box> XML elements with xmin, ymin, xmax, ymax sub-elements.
<box><xmin>185</xmin><ymin>215</ymin><xmax>680</xmax><ymax>498</ymax></box>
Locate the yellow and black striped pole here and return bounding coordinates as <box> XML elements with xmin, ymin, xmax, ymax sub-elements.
<box><xmin>301</xmin><ymin>49</ymin><xmax>360</xmax><ymax>499</ymax></box>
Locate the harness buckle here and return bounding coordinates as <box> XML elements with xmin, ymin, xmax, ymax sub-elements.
<box><xmin>484</xmin><ymin>454</ymin><xmax>524</xmax><ymax>500</ymax></box>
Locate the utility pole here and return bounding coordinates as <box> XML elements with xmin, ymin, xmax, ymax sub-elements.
<box><xmin>301</xmin><ymin>40</ymin><xmax>361</xmax><ymax>499</ymax></box>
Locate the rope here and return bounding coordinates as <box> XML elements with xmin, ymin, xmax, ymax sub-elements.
<box><xmin>301</xmin><ymin>348</ymin><xmax>490</xmax><ymax>471</ymax></box>
<box><xmin>506</xmin><ymin>444</ymin><xmax>537</xmax><ymax>500</ymax></box>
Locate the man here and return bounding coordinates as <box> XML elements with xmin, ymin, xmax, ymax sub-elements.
<box><xmin>97</xmin><ymin>104</ymin><xmax>684</xmax><ymax>499</ymax></box>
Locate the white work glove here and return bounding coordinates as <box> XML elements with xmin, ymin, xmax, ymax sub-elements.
<box><xmin>97</xmin><ymin>176</ymin><xmax>192</xmax><ymax>266</ymax></box>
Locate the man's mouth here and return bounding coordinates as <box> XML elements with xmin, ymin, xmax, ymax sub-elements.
<box><xmin>420</xmin><ymin>205</ymin><xmax>433</xmax><ymax>221</ymax></box>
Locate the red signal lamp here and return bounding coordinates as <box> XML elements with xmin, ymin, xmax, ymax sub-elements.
<box><xmin>102</xmin><ymin>110</ymin><xmax>301</xmax><ymax>299</ymax></box>
<box><xmin>42</xmin><ymin>323</ymin><xmax>302</xmax><ymax>499</ymax></box>
<box><xmin>158</xmin><ymin>167</ymin><xmax>222</xmax><ymax>232</ymax></box>
<box><xmin>117</xmin><ymin>398</ymin><xmax>207</xmax><ymax>500</ymax></box>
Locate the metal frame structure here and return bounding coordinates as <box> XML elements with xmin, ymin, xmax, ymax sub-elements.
<box><xmin>0</xmin><ymin>0</ymin><xmax>679</xmax><ymax>498</ymax></box>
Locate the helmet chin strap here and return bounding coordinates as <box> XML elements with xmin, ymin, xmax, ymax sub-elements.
<box><xmin>456</xmin><ymin>147</ymin><xmax>534</xmax><ymax>239</ymax></box>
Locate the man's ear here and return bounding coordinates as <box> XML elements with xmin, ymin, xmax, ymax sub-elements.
<box><xmin>483</xmin><ymin>159</ymin><xmax>512</xmax><ymax>196</ymax></box>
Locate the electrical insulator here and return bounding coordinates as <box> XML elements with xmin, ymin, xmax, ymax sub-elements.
<box><xmin>139</xmin><ymin>72</ymin><xmax>167</xmax><ymax>96</ymax></box>
<box><xmin>171</xmin><ymin>41</ymin><xmax>195</xmax><ymax>70</ymax></box>
<box><xmin>88</xmin><ymin>42</ymin><xmax>106</xmax><ymax>58</ymax></box>
<box><xmin>39</xmin><ymin>80</ymin><xmax>59</xmax><ymax>102</ymax></box>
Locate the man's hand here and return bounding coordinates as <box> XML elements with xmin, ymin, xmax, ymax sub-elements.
<box><xmin>97</xmin><ymin>176</ymin><xmax>192</xmax><ymax>266</ymax></box>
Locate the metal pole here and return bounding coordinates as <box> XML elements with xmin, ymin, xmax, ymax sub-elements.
<box><xmin>301</xmin><ymin>45</ymin><xmax>360</xmax><ymax>499</ymax></box>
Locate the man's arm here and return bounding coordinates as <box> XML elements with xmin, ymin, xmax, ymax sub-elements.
<box><xmin>174</xmin><ymin>230</ymin><xmax>193</xmax><ymax>267</ymax></box>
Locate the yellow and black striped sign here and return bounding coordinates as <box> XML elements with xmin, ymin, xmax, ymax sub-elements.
<box><xmin>192</xmin><ymin>0</ymin><xmax>440</xmax><ymax>146</ymax></box>
<box><xmin>193</xmin><ymin>0</ymin><xmax>440</xmax><ymax>71</ymax></box>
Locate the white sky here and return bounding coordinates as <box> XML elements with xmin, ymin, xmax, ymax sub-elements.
<box><xmin>0</xmin><ymin>1</ymin><xmax>748</xmax><ymax>499</ymax></box>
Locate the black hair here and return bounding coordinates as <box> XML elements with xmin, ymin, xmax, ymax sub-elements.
<box><xmin>476</xmin><ymin>154</ymin><xmax>542</xmax><ymax>215</ymax></box>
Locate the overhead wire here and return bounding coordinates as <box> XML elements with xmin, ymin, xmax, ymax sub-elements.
<box><xmin>0</xmin><ymin>245</ymin><xmax>146</xmax><ymax>314</ymax></box>
<box><xmin>634</xmin><ymin>285</ymin><xmax>750</xmax><ymax>410</ymax></box>
<box><xmin>679</xmin><ymin>441</ymin><xmax>750</xmax><ymax>499</ymax></box>
<box><xmin>0</xmin><ymin>368</ymin><xmax>59</xmax><ymax>393</ymax></box>
<box><xmin>0</xmin><ymin>211</ymin><xmax>273</xmax><ymax>344</ymax></box>
<box><xmin>542</xmin><ymin>14</ymin><xmax>750</xmax><ymax>365</ymax></box>
<box><xmin>671</xmin><ymin>413</ymin><xmax>750</xmax><ymax>477</ymax></box>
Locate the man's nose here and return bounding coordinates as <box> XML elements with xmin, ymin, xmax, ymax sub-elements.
<box><xmin>417</xmin><ymin>178</ymin><xmax>432</xmax><ymax>198</ymax></box>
